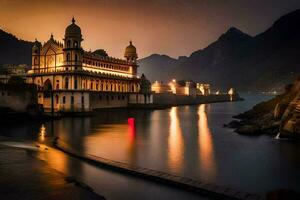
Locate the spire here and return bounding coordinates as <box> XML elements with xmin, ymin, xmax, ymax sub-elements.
<box><xmin>50</xmin><ymin>33</ymin><xmax>53</xmax><ymax>39</ymax></box>
<box><xmin>72</xmin><ymin>16</ymin><xmax>75</xmax><ymax>24</ymax></box>
<box><xmin>129</xmin><ymin>40</ymin><xmax>132</xmax><ymax>45</ymax></box>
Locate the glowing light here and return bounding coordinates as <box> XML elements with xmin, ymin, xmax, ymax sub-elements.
<box><xmin>39</xmin><ymin>124</ymin><xmax>46</xmax><ymax>142</ymax></box>
<box><xmin>128</xmin><ymin>118</ymin><xmax>136</xmax><ymax>141</ymax></box>
<box><xmin>168</xmin><ymin>107</ymin><xmax>184</xmax><ymax>172</ymax></box>
<box><xmin>228</xmin><ymin>88</ymin><xmax>234</xmax><ymax>101</ymax></box>
<box><xmin>198</xmin><ymin>104</ymin><xmax>216</xmax><ymax>180</ymax></box>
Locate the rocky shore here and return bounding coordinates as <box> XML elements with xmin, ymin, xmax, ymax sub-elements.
<box><xmin>226</xmin><ymin>76</ymin><xmax>300</xmax><ymax>138</ymax></box>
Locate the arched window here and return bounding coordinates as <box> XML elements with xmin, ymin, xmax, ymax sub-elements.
<box><xmin>71</xmin><ymin>96</ymin><xmax>74</xmax><ymax>105</ymax></box>
<box><xmin>67</xmin><ymin>40</ymin><xmax>71</xmax><ymax>48</ymax></box>
<box><xmin>67</xmin><ymin>53</ymin><xmax>70</xmax><ymax>61</ymax></box>
<box><xmin>75</xmin><ymin>54</ymin><xmax>78</xmax><ymax>62</ymax></box>
<box><xmin>90</xmin><ymin>82</ymin><xmax>93</xmax><ymax>90</ymax></box>
<box><xmin>74</xmin><ymin>77</ymin><xmax>78</xmax><ymax>90</ymax></box>
<box><xmin>34</xmin><ymin>57</ymin><xmax>38</xmax><ymax>65</ymax></box>
<box><xmin>74</xmin><ymin>40</ymin><xmax>78</xmax><ymax>47</ymax></box>
<box><xmin>65</xmin><ymin>77</ymin><xmax>69</xmax><ymax>89</ymax></box>
<box><xmin>55</xmin><ymin>95</ymin><xmax>59</xmax><ymax>104</ymax></box>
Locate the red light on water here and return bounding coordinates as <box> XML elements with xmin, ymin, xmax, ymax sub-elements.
<box><xmin>128</xmin><ymin>118</ymin><xmax>135</xmax><ymax>140</ymax></box>
<box><xmin>128</xmin><ymin>118</ymin><xmax>135</xmax><ymax>126</ymax></box>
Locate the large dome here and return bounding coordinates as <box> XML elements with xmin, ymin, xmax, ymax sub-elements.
<box><xmin>65</xmin><ymin>17</ymin><xmax>82</xmax><ymax>37</ymax></box>
<box><xmin>124</xmin><ymin>41</ymin><xmax>137</xmax><ymax>58</ymax></box>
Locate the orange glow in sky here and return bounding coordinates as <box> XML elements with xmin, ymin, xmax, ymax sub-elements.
<box><xmin>1</xmin><ymin>0</ymin><xmax>300</xmax><ymax>58</ymax></box>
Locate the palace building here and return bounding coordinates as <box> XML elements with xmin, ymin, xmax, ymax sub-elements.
<box><xmin>26</xmin><ymin>18</ymin><xmax>152</xmax><ymax>112</ymax></box>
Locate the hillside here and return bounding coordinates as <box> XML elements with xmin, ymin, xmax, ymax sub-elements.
<box><xmin>138</xmin><ymin>9</ymin><xmax>300</xmax><ymax>91</ymax></box>
<box><xmin>0</xmin><ymin>30</ymin><xmax>32</xmax><ymax>66</ymax></box>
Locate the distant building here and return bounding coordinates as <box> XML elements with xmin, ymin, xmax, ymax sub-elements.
<box><xmin>151</xmin><ymin>80</ymin><xmax>197</xmax><ymax>97</ymax></box>
<box><xmin>0</xmin><ymin>64</ymin><xmax>27</xmax><ymax>84</ymax></box>
<box><xmin>26</xmin><ymin>18</ymin><xmax>152</xmax><ymax>112</ymax></box>
<box><xmin>196</xmin><ymin>83</ymin><xmax>211</xmax><ymax>96</ymax></box>
<box><xmin>151</xmin><ymin>81</ymin><xmax>171</xmax><ymax>94</ymax></box>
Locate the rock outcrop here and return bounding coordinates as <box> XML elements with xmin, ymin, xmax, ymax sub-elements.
<box><xmin>228</xmin><ymin>76</ymin><xmax>300</xmax><ymax>138</ymax></box>
<box><xmin>280</xmin><ymin>79</ymin><xmax>300</xmax><ymax>138</ymax></box>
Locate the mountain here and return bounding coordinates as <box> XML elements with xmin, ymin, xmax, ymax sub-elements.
<box><xmin>0</xmin><ymin>29</ymin><xmax>33</xmax><ymax>66</ymax></box>
<box><xmin>138</xmin><ymin>9</ymin><xmax>300</xmax><ymax>91</ymax></box>
<box><xmin>138</xmin><ymin>54</ymin><xmax>179</xmax><ymax>81</ymax></box>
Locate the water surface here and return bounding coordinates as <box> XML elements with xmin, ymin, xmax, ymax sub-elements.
<box><xmin>1</xmin><ymin>93</ymin><xmax>300</xmax><ymax>197</ymax></box>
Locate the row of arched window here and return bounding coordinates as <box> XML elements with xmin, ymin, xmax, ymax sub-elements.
<box><xmin>83</xmin><ymin>59</ymin><xmax>129</xmax><ymax>71</ymax></box>
<box><xmin>62</xmin><ymin>77</ymin><xmax>138</xmax><ymax>92</ymax></box>
<box><xmin>40</xmin><ymin>77</ymin><xmax>139</xmax><ymax>93</ymax></box>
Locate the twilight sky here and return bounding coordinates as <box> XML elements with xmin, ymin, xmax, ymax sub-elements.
<box><xmin>1</xmin><ymin>0</ymin><xmax>300</xmax><ymax>58</ymax></box>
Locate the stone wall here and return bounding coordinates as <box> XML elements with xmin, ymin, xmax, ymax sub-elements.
<box><xmin>0</xmin><ymin>84</ymin><xmax>37</xmax><ymax>112</ymax></box>
<box><xmin>152</xmin><ymin>93</ymin><xmax>238</xmax><ymax>105</ymax></box>
<box><xmin>90</xmin><ymin>92</ymin><xmax>128</xmax><ymax>109</ymax></box>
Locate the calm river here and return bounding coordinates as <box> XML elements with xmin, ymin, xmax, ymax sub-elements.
<box><xmin>1</xmin><ymin>94</ymin><xmax>300</xmax><ymax>199</ymax></box>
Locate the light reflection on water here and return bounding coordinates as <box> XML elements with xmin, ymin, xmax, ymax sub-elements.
<box><xmin>198</xmin><ymin>104</ymin><xmax>216</xmax><ymax>180</ymax></box>
<box><xmin>168</xmin><ymin>107</ymin><xmax>184</xmax><ymax>172</ymax></box>
<box><xmin>2</xmin><ymin>94</ymin><xmax>300</xmax><ymax>195</ymax></box>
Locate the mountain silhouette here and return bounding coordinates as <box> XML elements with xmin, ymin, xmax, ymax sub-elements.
<box><xmin>138</xmin><ymin>9</ymin><xmax>300</xmax><ymax>91</ymax></box>
<box><xmin>0</xmin><ymin>30</ymin><xmax>32</xmax><ymax>66</ymax></box>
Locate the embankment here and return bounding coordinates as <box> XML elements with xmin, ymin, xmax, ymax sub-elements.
<box><xmin>53</xmin><ymin>138</ymin><xmax>259</xmax><ymax>200</ymax></box>
<box><xmin>152</xmin><ymin>93</ymin><xmax>240</xmax><ymax>106</ymax></box>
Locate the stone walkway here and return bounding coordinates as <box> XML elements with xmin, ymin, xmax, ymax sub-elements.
<box><xmin>0</xmin><ymin>144</ymin><xmax>105</xmax><ymax>200</ymax></box>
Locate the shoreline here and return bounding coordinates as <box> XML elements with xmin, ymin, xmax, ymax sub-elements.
<box><xmin>0</xmin><ymin>97</ymin><xmax>242</xmax><ymax>119</ymax></box>
<box><xmin>0</xmin><ymin>137</ymin><xmax>105</xmax><ymax>200</ymax></box>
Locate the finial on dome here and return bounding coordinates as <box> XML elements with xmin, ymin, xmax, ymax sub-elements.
<box><xmin>130</xmin><ymin>40</ymin><xmax>132</xmax><ymax>45</ymax></box>
<box><xmin>72</xmin><ymin>17</ymin><xmax>75</xmax><ymax>24</ymax></box>
<box><xmin>50</xmin><ymin>33</ymin><xmax>54</xmax><ymax>39</ymax></box>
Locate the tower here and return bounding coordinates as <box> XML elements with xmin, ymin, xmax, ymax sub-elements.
<box><xmin>63</xmin><ymin>17</ymin><xmax>83</xmax><ymax>70</ymax></box>
<box><xmin>124</xmin><ymin>41</ymin><xmax>138</xmax><ymax>63</ymax></box>
<box><xmin>32</xmin><ymin>39</ymin><xmax>41</xmax><ymax>71</ymax></box>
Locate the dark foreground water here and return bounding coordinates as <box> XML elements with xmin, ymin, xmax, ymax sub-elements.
<box><xmin>1</xmin><ymin>94</ymin><xmax>300</xmax><ymax>199</ymax></box>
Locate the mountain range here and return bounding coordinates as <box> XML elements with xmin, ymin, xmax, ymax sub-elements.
<box><xmin>1</xmin><ymin>9</ymin><xmax>300</xmax><ymax>91</ymax></box>
<box><xmin>138</xmin><ymin>9</ymin><xmax>300</xmax><ymax>91</ymax></box>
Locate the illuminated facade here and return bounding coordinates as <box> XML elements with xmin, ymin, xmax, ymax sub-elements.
<box><xmin>151</xmin><ymin>80</ymin><xmax>198</xmax><ymax>97</ymax></box>
<box><xmin>26</xmin><ymin>18</ymin><xmax>152</xmax><ymax>112</ymax></box>
<box><xmin>196</xmin><ymin>83</ymin><xmax>211</xmax><ymax>96</ymax></box>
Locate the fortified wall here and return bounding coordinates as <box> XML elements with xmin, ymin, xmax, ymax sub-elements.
<box><xmin>152</xmin><ymin>93</ymin><xmax>240</xmax><ymax>105</ymax></box>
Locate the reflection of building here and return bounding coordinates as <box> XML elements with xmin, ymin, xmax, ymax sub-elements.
<box><xmin>26</xmin><ymin>18</ymin><xmax>152</xmax><ymax>112</ymax></box>
<box><xmin>0</xmin><ymin>64</ymin><xmax>27</xmax><ymax>83</ymax></box>
<box><xmin>196</xmin><ymin>83</ymin><xmax>210</xmax><ymax>96</ymax></box>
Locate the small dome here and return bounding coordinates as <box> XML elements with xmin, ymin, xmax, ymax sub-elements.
<box><xmin>124</xmin><ymin>41</ymin><xmax>137</xmax><ymax>58</ymax></box>
<box><xmin>65</xmin><ymin>17</ymin><xmax>82</xmax><ymax>37</ymax></box>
